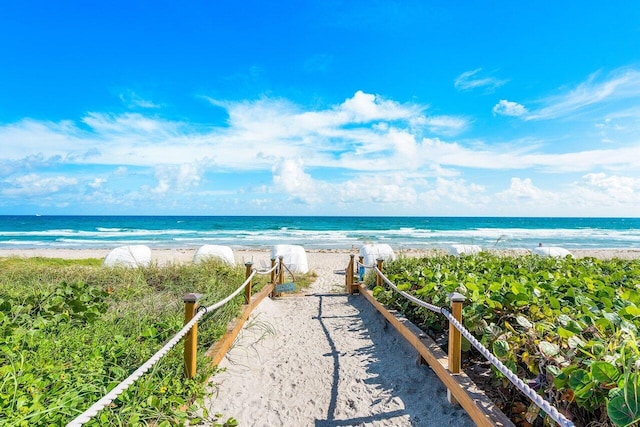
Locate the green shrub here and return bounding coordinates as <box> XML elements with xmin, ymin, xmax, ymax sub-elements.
<box><xmin>368</xmin><ymin>253</ymin><xmax>640</xmax><ymax>426</ymax></box>
<box><xmin>0</xmin><ymin>258</ymin><xmax>248</xmax><ymax>426</ymax></box>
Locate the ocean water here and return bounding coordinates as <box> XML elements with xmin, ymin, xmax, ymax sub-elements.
<box><xmin>0</xmin><ymin>216</ymin><xmax>639</xmax><ymax>250</ymax></box>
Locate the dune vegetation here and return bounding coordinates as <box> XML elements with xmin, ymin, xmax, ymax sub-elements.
<box><xmin>0</xmin><ymin>257</ymin><xmax>256</xmax><ymax>426</ymax></box>
<box><xmin>368</xmin><ymin>253</ymin><xmax>640</xmax><ymax>427</ymax></box>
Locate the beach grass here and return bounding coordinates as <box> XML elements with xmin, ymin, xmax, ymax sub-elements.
<box><xmin>0</xmin><ymin>257</ymin><xmax>251</xmax><ymax>426</ymax></box>
<box><xmin>293</xmin><ymin>271</ymin><xmax>318</xmax><ymax>292</ymax></box>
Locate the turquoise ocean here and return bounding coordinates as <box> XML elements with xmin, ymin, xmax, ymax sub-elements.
<box><xmin>1</xmin><ymin>216</ymin><xmax>639</xmax><ymax>250</ymax></box>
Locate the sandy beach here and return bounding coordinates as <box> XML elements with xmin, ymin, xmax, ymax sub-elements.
<box><xmin>197</xmin><ymin>250</ymin><xmax>475</xmax><ymax>426</ymax></box>
<box><xmin>2</xmin><ymin>246</ymin><xmax>640</xmax><ymax>264</ymax></box>
<box><xmin>2</xmin><ymin>247</ymin><xmax>640</xmax><ymax>426</ymax></box>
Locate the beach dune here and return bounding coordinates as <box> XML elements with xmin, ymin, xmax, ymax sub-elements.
<box><xmin>2</xmin><ymin>247</ymin><xmax>640</xmax><ymax>425</ymax></box>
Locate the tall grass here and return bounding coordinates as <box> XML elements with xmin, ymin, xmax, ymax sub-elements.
<box><xmin>0</xmin><ymin>257</ymin><xmax>249</xmax><ymax>426</ymax></box>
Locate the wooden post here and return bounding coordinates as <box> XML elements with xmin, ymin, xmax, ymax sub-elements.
<box><xmin>244</xmin><ymin>262</ymin><xmax>253</xmax><ymax>304</ymax></box>
<box><xmin>270</xmin><ymin>257</ymin><xmax>276</xmax><ymax>297</ymax></box>
<box><xmin>447</xmin><ymin>292</ymin><xmax>466</xmax><ymax>405</ymax></box>
<box><xmin>183</xmin><ymin>292</ymin><xmax>203</xmax><ymax>379</ymax></box>
<box><xmin>275</xmin><ymin>256</ymin><xmax>284</xmax><ymax>297</ymax></box>
<box><xmin>346</xmin><ymin>254</ymin><xmax>354</xmax><ymax>293</ymax></box>
<box><xmin>270</xmin><ymin>258</ymin><xmax>276</xmax><ymax>284</ymax></box>
<box><xmin>376</xmin><ymin>258</ymin><xmax>384</xmax><ymax>288</ymax></box>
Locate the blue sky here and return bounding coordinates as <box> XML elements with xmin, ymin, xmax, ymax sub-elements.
<box><xmin>1</xmin><ymin>1</ymin><xmax>639</xmax><ymax>216</ymax></box>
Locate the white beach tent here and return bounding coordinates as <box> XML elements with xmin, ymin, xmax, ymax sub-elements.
<box><xmin>193</xmin><ymin>245</ymin><xmax>235</xmax><ymax>265</ymax></box>
<box><xmin>271</xmin><ymin>244</ymin><xmax>309</xmax><ymax>274</ymax></box>
<box><xmin>448</xmin><ymin>244</ymin><xmax>482</xmax><ymax>256</ymax></box>
<box><xmin>103</xmin><ymin>245</ymin><xmax>152</xmax><ymax>268</ymax></box>
<box><xmin>532</xmin><ymin>246</ymin><xmax>573</xmax><ymax>258</ymax></box>
<box><xmin>359</xmin><ymin>243</ymin><xmax>396</xmax><ymax>267</ymax></box>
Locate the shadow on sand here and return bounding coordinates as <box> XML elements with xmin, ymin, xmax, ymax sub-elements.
<box><xmin>311</xmin><ymin>293</ymin><xmax>472</xmax><ymax>427</ymax></box>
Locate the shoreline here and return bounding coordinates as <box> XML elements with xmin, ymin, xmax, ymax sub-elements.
<box><xmin>1</xmin><ymin>247</ymin><xmax>640</xmax><ymax>263</ymax></box>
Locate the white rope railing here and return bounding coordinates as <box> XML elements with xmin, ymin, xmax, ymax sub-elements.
<box><xmin>355</xmin><ymin>259</ymin><xmax>377</xmax><ymax>269</ymax></box>
<box><xmin>255</xmin><ymin>263</ymin><xmax>278</xmax><ymax>275</ymax></box>
<box><xmin>371</xmin><ymin>264</ymin><xmax>575</xmax><ymax>427</ymax></box>
<box><xmin>443</xmin><ymin>309</ymin><xmax>574</xmax><ymax>427</ymax></box>
<box><xmin>374</xmin><ymin>266</ymin><xmax>442</xmax><ymax>313</ymax></box>
<box><xmin>67</xmin><ymin>270</ymin><xmax>258</xmax><ymax>427</ymax></box>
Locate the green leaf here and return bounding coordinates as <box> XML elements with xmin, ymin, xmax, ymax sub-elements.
<box><xmin>465</xmin><ymin>281</ymin><xmax>479</xmax><ymax>292</ymax></box>
<box><xmin>568</xmin><ymin>335</ymin><xmax>585</xmax><ymax>349</ymax></box>
<box><xmin>607</xmin><ymin>373</ymin><xmax>640</xmax><ymax>427</ymax></box>
<box><xmin>141</xmin><ymin>326</ymin><xmax>157</xmax><ymax>338</ymax></box>
<box><xmin>600</xmin><ymin>297</ymin><xmax>613</xmax><ymax>309</ymax></box>
<box><xmin>557</xmin><ymin>326</ymin><xmax>575</xmax><ymax>339</ymax></box>
<box><xmin>489</xmin><ymin>282</ymin><xmax>502</xmax><ymax>292</ymax></box>
<box><xmin>547</xmin><ymin>365</ymin><xmax>562</xmax><ymax>377</ymax></box>
<box><xmin>147</xmin><ymin>395</ymin><xmax>160</xmax><ymax>407</ymax></box>
<box><xmin>557</xmin><ymin>314</ymin><xmax>571</xmax><ymax>326</ymax></box>
<box><xmin>622</xmin><ymin>305</ymin><xmax>640</xmax><ymax>318</ymax></box>
<box><xmin>516</xmin><ymin>315</ymin><xmax>533</xmax><ymax>329</ymax></box>
<box><xmin>492</xmin><ymin>339</ymin><xmax>510</xmax><ymax>359</ymax></box>
<box><xmin>569</xmin><ymin>369</ymin><xmax>595</xmax><ymax>402</ymax></box>
<box><xmin>539</xmin><ymin>341</ymin><xmax>560</xmax><ymax>358</ymax></box>
<box><xmin>397</xmin><ymin>283</ymin><xmax>411</xmax><ymax>292</ymax></box>
<box><xmin>591</xmin><ymin>362</ymin><xmax>620</xmax><ymax>386</ymax></box>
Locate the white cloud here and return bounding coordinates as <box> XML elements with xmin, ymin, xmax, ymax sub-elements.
<box><xmin>151</xmin><ymin>163</ymin><xmax>203</xmax><ymax>194</ymax></box>
<box><xmin>455</xmin><ymin>68</ymin><xmax>507</xmax><ymax>92</ymax></box>
<box><xmin>493</xmin><ymin>100</ymin><xmax>528</xmax><ymax>117</ymax></box>
<box><xmin>2</xmin><ymin>87</ymin><xmax>640</xmax><ymax>215</ymax></box>
<box><xmin>574</xmin><ymin>173</ymin><xmax>640</xmax><ymax>204</ymax></box>
<box><xmin>88</xmin><ymin>178</ymin><xmax>106</xmax><ymax>189</ymax></box>
<box><xmin>119</xmin><ymin>91</ymin><xmax>161</xmax><ymax>109</ymax></box>
<box><xmin>268</xmin><ymin>163</ymin><xmax>494</xmax><ymax>210</ymax></box>
<box><xmin>2</xmin><ymin>174</ymin><xmax>78</xmax><ymax>197</ymax></box>
<box><xmin>427</xmin><ymin>177</ymin><xmax>488</xmax><ymax>206</ymax></box>
<box><xmin>496</xmin><ymin>177</ymin><xmax>555</xmax><ymax>203</ymax></box>
<box><xmin>272</xmin><ymin>158</ymin><xmax>321</xmax><ymax>204</ymax></box>
<box><xmin>337</xmin><ymin>173</ymin><xmax>420</xmax><ymax>205</ymax></box>
<box><xmin>526</xmin><ymin>68</ymin><xmax>640</xmax><ymax>120</ymax></box>
<box><xmin>423</xmin><ymin>116</ymin><xmax>468</xmax><ymax>135</ymax></box>
<box><xmin>270</xmin><ymin>161</ymin><xmax>425</xmax><ymax>207</ymax></box>
<box><xmin>490</xmin><ymin>174</ymin><xmax>640</xmax><ymax>215</ymax></box>
<box><xmin>3</xmin><ymin>90</ymin><xmax>639</xmax><ymax>179</ymax></box>
<box><xmin>340</xmin><ymin>90</ymin><xmax>421</xmax><ymax>122</ymax></box>
<box><xmin>82</xmin><ymin>112</ymin><xmax>176</xmax><ymax>135</ymax></box>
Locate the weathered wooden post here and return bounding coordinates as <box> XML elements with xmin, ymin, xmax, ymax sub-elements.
<box><xmin>447</xmin><ymin>292</ymin><xmax>466</xmax><ymax>405</ymax></box>
<box><xmin>270</xmin><ymin>257</ymin><xmax>276</xmax><ymax>297</ymax></box>
<box><xmin>376</xmin><ymin>258</ymin><xmax>384</xmax><ymax>288</ymax></box>
<box><xmin>183</xmin><ymin>292</ymin><xmax>203</xmax><ymax>379</ymax></box>
<box><xmin>244</xmin><ymin>262</ymin><xmax>253</xmax><ymax>304</ymax></box>
<box><xmin>346</xmin><ymin>254</ymin><xmax>355</xmax><ymax>293</ymax></box>
<box><xmin>274</xmin><ymin>256</ymin><xmax>284</xmax><ymax>297</ymax></box>
<box><xmin>270</xmin><ymin>258</ymin><xmax>276</xmax><ymax>283</ymax></box>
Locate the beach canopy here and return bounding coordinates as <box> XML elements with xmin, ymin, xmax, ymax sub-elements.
<box><xmin>359</xmin><ymin>243</ymin><xmax>396</xmax><ymax>267</ymax></box>
<box><xmin>193</xmin><ymin>245</ymin><xmax>235</xmax><ymax>265</ymax></box>
<box><xmin>271</xmin><ymin>244</ymin><xmax>309</xmax><ymax>274</ymax></box>
<box><xmin>448</xmin><ymin>244</ymin><xmax>482</xmax><ymax>256</ymax></box>
<box><xmin>103</xmin><ymin>245</ymin><xmax>152</xmax><ymax>268</ymax></box>
<box><xmin>532</xmin><ymin>246</ymin><xmax>573</xmax><ymax>258</ymax></box>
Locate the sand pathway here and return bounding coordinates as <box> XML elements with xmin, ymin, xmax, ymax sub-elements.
<box><xmin>202</xmin><ymin>253</ymin><xmax>473</xmax><ymax>426</ymax></box>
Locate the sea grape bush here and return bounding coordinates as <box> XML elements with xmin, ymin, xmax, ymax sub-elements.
<box><xmin>0</xmin><ymin>258</ymin><xmax>246</xmax><ymax>426</ymax></box>
<box><xmin>368</xmin><ymin>253</ymin><xmax>640</xmax><ymax>426</ymax></box>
